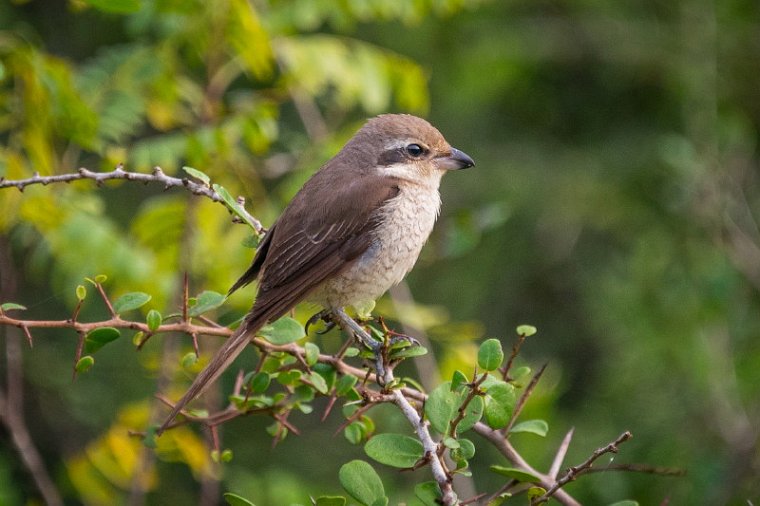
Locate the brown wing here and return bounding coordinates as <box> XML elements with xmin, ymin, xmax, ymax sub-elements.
<box><xmin>236</xmin><ymin>171</ymin><xmax>401</xmax><ymax>331</ymax></box>
<box><xmin>158</xmin><ymin>172</ymin><xmax>402</xmax><ymax>434</ymax></box>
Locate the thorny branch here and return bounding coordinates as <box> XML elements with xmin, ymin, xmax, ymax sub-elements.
<box><xmin>532</xmin><ymin>431</ymin><xmax>634</xmax><ymax>505</ymax></box>
<box><xmin>0</xmin><ymin>165</ymin><xmax>265</xmax><ymax>234</ymax></box>
<box><xmin>0</xmin><ymin>166</ymin><xmax>676</xmax><ymax>505</ymax></box>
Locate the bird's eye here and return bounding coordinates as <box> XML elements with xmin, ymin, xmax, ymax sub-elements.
<box><xmin>405</xmin><ymin>143</ymin><xmax>425</xmax><ymax>157</ymax></box>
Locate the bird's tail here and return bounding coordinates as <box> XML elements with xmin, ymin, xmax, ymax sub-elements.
<box><xmin>157</xmin><ymin>317</ymin><xmax>262</xmax><ymax>434</ymax></box>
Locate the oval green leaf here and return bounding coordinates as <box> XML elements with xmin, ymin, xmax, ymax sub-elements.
<box><xmin>305</xmin><ymin>342</ymin><xmax>320</xmax><ymax>366</ymax></box>
<box><xmin>414</xmin><ymin>482</ymin><xmax>441</xmax><ymax>506</ymax></box>
<box><xmin>451</xmin><ymin>370</ymin><xmax>468</xmax><ymax>391</ymax></box>
<box><xmin>516</xmin><ymin>324</ymin><xmax>537</xmax><ymax>337</ymax></box>
<box><xmin>84</xmin><ymin>327</ymin><xmax>121</xmax><ymax>354</ymax></box>
<box><xmin>452</xmin><ymin>438</ymin><xmax>476</xmax><ymax>461</ymax></box>
<box><xmin>510</xmin><ymin>419</ymin><xmax>549</xmax><ymax>437</ymax></box>
<box><xmin>339</xmin><ymin>460</ymin><xmax>387</xmax><ymax>506</ymax></box>
<box><xmin>75</xmin><ymin>355</ymin><xmax>95</xmax><ymax>373</ymax></box>
<box><xmin>364</xmin><ymin>433</ymin><xmax>424</xmax><ymax>468</ymax></box>
<box><xmin>1</xmin><ymin>302</ymin><xmax>26</xmax><ymax>311</ymax></box>
<box><xmin>182</xmin><ymin>166</ymin><xmax>211</xmax><ymax>185</ymax></box>
<box><xmin>336</xmin><ymin>374</ymin><xmax>358</xmax><ymax>396</ymax></box>
<box><xmin>424</xmin><ymin>381</ymin><xmax>459</xmax><ymax>434</ymax></box>
<box><xmin>259</xmin><ymin>316</ymin><xmax>305</xmax><ymax>344</ymax></box>
<box><xmin>478</xmin><ymin>338</ymin><xmax>504</xmax><ymax>371</ymax></box>
<box><xmin>456</xmin><ymin>394</ymin><xmax>484</xmax><ymax>433</ymax></box>
<box><xmin>188</xmin><ymin>290</ymin><xmax>225</xmax><ymax>317</ymax></box>
<box><xmin>307</xmin><ymin>371</ymin><xmax>328</xmax><ymax>394</ymax></box>
<box><xmin>248</xmin><ymin>372</ymin><xmax>270</xmax><ymax>393</ymax></box>
<box><xmin>485</xmin><ymin>381</ymin><xmax>516</xmax><ymax>429</ymax></box>
<box><xmin>489</xmin><ymin>465</ymin><xmax>541</xmax><ymax>483</ymax></box>
<box><xmin>113</xmin><ymin>292</ymin><xmax>152</xmax><ymax>314</ymax></box>
<box><xmin>146</xmin><ymin>309</ymin><xmax>162</xmax><ymax>332</ymax></box>
<box><xmin>75</xmin><ymin>285</ymin><xmax>86</xmax><ymax>301</ymax></box>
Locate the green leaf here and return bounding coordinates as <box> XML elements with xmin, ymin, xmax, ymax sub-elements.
<box><xmin>213</xmin><ymin>183</ymin><xmax>259</xmax><ymax>230</ymax></box>
<box><xmin>0</xmin><ymin>302</ymin><xmax>26</xmax><ymax>311</ymax></box>
<box><xmin>451</xmin><ymin>370</ymin><xmax>468</xmax><ymax>391</ymax></box>
<box><xmin>528</xmin><ymin>487</ymin><xmax>546</xmax><ymax>500</ymax></box>
<box><xmin>181</xmin><ymin>352</ymin><xmax>198</xmax><ymax>369</ymax></box>
<box><xmin>478</xmin><ymin>338</ymin><xmax>504</xmax><ymax>371</ymax></box>
<box><xmin>339</xmin><ymin>460</ymin><xmax>387</xmax><ymax>506</ymax></box>
<box><xmin>146</xmin><ymin>309</ymin><xmax>162</xmax><ymax>332</ymax></box>
<box><xmin>442</xmin><ymin>437</ymin><xmax>459</xmax><ymax>449</ymax></box>
<box><xmin>248</xmin><ymin>372</ymin><xmax>270</xmax><ymax>393</ymax></box>
<box><xmin>83</xmin><ymin>0</ymin><xmax>141</xmax><ymax>14</ymax></box>
<box><xmin>223</xmin><ymin>492</ymin><xmax>256</xmax><ymax>506</ymax></box>
<box><xmin>132</xmin><ymin>331</ymin><xmax>144</xmax><ymax>347</ymax></box>
<box><xmin>76</xmin><ymin>285</ymin><xmax>87</xmax><ymax>301</ymax></box>
<box><xmin>414</xmin><ymin>482</ymin><xmax>441</xmax><ymax>506</ymax></box>
<box><xmin>456</xmin><ymin>394</ymin><xmax>484</xmax><ymax>433</ymax></box>
<box><xmin>344</xmin><ymin>422</ymin><xmax>364</xmax><ymax>445</ymax></box>
<box><xmin>607</xmin><ymin>502</ymin><xmax>639</xmax><ymax>506</ymax></box>
<box><xmin>364</xmin><ymin>433</ymin><xmax>424</xmax><ymax>468</ymax></box>
<box><xmin>221</xmin><ymin>449</ymin><xmax>234</xmax><ymax>462</ymax></box>
<box><xmin>307</xmin><ymin>372</ymin><xmax>329</xmax><ymax>394</ymax></box>
<box><xmin>84</xmin><ymin>327</ymin><xmax>121</xmax><ymax>354</ymax></box>
<box><xmin>516</xmin><ymin>324</ymin><xmax>537</xmax><ymax>337</ymax></box>
<box><xmin>259</xmin><ymin>316</ymin><xmax>305</xmax><ymax>344</ymax></box>
<box><xmin>451</xmin><ymin>438</ymin><xmax>475</xmax><ymax>461</ymax></box>
<box><xmin>484</xmin><ymin>381</ymin><xmax>516</xmax><ymax>429</ymax></box>
<box><xmin>389</xmin><ymin>345</ymin><xmax>428</xmax><ymax>359</ymax></box>
<box><xmin>489</xmin><ymin>465</ymin><xmax>541</xmax><ymax>483</ymax></box>
<box><xmin>336</xmin><ymin>374</ymin><xmax>358</xmax><ymax>396</ymax></box>
<box><xmin>75</xmin><ymin>355</ymin><xmax>95</xmax><ymax>372</ymax></box>
<box><xmin>305</xmin><ymin>342</ymin><xmax>320</xmax><ymax>366</ymax></box>
<box><xmin>510</xmin><ymin>419</ymin><xmax>549</xmax><ymax>437</ymax></box>
<box><xmin>113</xmin><ymin>292</ymin><xmax>152</xmax><ymax>314</ymax></box>
<box><xmin>182</xmin><ymin>166</ymin><xmax>211</xmax><ymax>185</ymax></box>
<box><xmin>188</xmin><ymin>291</ymin><xmax>225</xmax><ymax>317</ymax></box>
<box><xmin>425</xmin><ymin>382</ymin><xmax>459</xmax><ymax>434</ymax></box>
<box><xmin>315</xmin><ymin>497</ymin><xmax>347</xmax><ymax>506</ymax></box>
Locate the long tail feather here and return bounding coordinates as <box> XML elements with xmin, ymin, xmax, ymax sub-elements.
<box><xmin>157</xmin><ymin>320</ymin><xmax>259</xmax><ymax>434</ymax></box>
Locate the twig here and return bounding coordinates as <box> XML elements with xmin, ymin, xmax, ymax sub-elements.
<box><xmin>473</xmin><ymin>422</ymin><xmax>580</xmax><ymax>506</ymax></box>
<box><xmin>504</xmin><ymin>363</ymin><xmax>547</xmax><ymax>434</ymax></box>
<box><xmin>501</xmin><ymin>332</ymin><xmax>528</xmax><ymax>381</ymax></box>
<box><xmin>331</xmin><ymin>309</ymin><xmax>458</xmax><ymax>506</ymax></box>
<box><xmin>533</xmin><ymin>431</ymin><xmax>633</xmax><ymax>505</ymax></box>
<box><xmin>549</xmin><ymin>428</ymin><xmax>575</xmax><ymax>479</ymax></box>
<box><xmin>0</xmin><ymin>166</ymin><xmax>264</xmax><ymax>234</ymax></box>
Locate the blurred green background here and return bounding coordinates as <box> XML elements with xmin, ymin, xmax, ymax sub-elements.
<box><xmin>1</xmin><ymin>0</ymin><xmax>759</xmax><ymax>504</ymax></box>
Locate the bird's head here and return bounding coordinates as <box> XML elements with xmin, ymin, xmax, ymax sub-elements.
<box><xmin>341</xmin><ymin>114</ymin><xmax>474</xmax><ymax>183</ymax></box>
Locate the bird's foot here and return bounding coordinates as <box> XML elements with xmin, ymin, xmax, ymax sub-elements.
<box><xmin>305</xmin><ymin>309</ymin><xmax>336</xmax><ymax>335</ymax></box>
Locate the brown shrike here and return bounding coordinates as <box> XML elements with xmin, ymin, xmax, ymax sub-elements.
<box><xmin>158</xmin><ymin>114</ymin><xmax>474</xmax><ymax>432</ymax></box>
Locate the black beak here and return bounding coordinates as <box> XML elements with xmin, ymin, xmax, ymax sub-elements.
<box><xmin>436</xmin><ymin>147</ymin><xmax>475</xmax><ymax>170</ymax></box>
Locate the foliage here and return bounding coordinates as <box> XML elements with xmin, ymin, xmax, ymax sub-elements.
<box><xmin>1</xmin><ymin>0</ymin><xmax>760</xmax><ymax>504</ymax></box>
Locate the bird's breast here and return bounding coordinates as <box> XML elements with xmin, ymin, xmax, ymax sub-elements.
<box><xmin>310</xmin><ymin>182</ymin><xmax>441</xmax><ymax>309</ymax></box>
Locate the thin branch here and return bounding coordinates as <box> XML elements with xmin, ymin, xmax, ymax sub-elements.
<box><xmin>0</xmin><ymin>166</ymin><xmax>264</xmax><ymax>234</ymax></box>
<box><xmin>549</xmin><ymin>428</ymin><xmax>575</xmax><ymax>479</ymax></box>
<box><xmin>331</xmin><ymin>309</ymin><xmax>458</xmax><ymax>506</ymax></box>
<box><xmin>504</xmin><ymin>363</ymin><xmax>547</xmax><ymax>434</ymax></box>
<box><xmin>533</xmin><ymin>431</ymin><xmax>633</xmax><ymax>505</ymax></box>
<box><xmin>473</xmin><ymin>422</ymin><xmax>581</xmax><ymax>506</ymax></box>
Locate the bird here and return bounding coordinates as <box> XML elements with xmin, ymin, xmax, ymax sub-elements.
<box><xmin>158</xmin><ymin>113</ymin><xmax>474</xmax><ymax>433</ymax></box>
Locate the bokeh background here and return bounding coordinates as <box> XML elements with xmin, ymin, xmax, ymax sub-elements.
<box><xmin>1</xmin><ymin>0</ymin><xmax>759</xmax><ymax>504</ymax></box>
